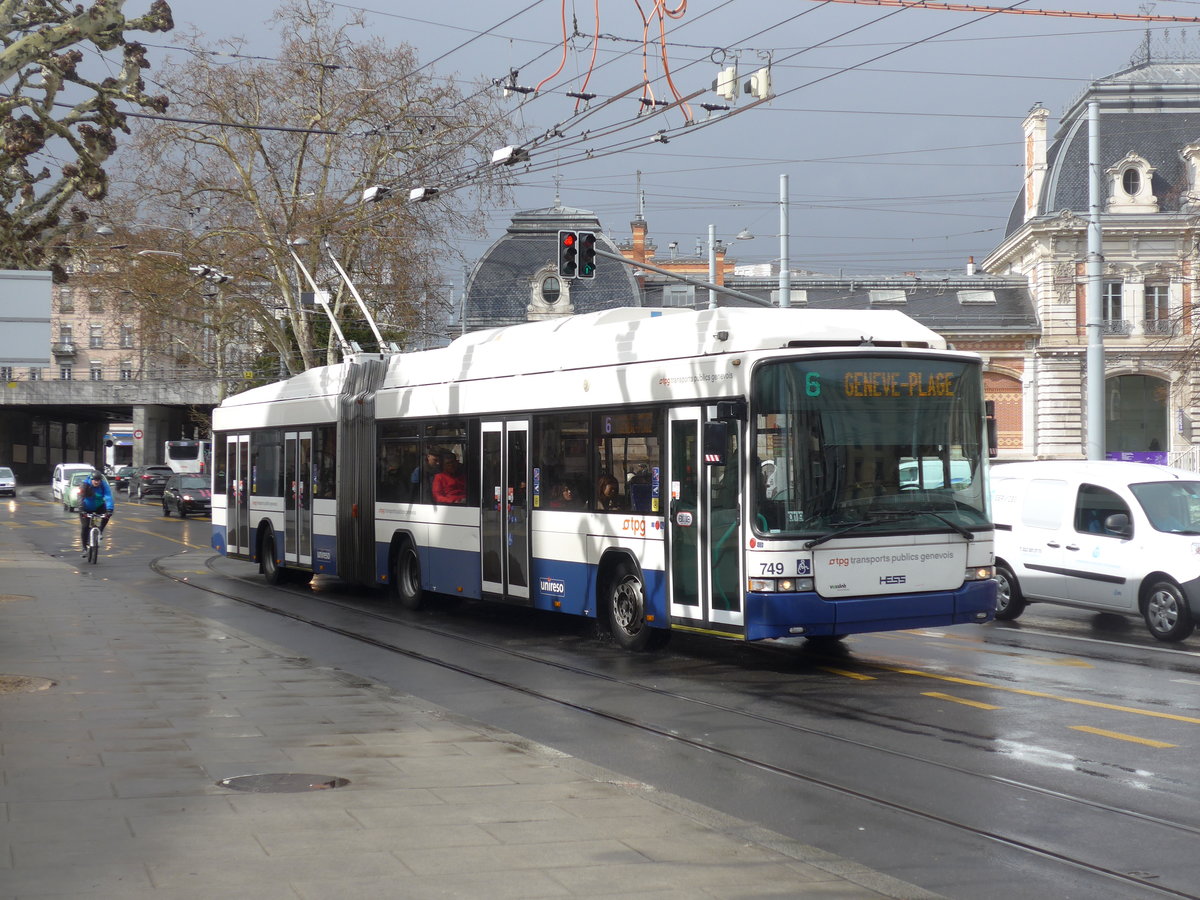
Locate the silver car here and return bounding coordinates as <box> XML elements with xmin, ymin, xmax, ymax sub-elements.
<box><xmin>0</xmin><ymin>466</ymin><xmax>15</xmax><ymax>497</ymax></box>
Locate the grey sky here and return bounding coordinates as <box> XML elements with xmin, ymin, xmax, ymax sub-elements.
<box><xmin>161</xmin><ymin>1</ymin><xmax>1193</xmax><ymax>281</ymax></box>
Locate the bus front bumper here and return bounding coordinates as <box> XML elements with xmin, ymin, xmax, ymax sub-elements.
<box><xmin>744</xmin><ymin>579</ymin><xmax>996</xmax><ymax>642</ymax></box>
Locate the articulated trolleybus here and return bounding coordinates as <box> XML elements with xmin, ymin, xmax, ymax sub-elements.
<box><xmin>211</xmin><ymin>307</ymin><xmax>995</xmax><ymax>650</ymax></box>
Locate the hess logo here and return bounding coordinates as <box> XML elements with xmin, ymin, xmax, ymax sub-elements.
<box><xmin>879</xmin><ymin>574</ymin><xmax>907</xmax><ymax>585</ymax></box>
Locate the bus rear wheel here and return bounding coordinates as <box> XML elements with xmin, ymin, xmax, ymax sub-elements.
<box><xmin>394</xmin><ymin>544</ymin><xmax>424</xmax><ymax>610</ymax></box>
<box><xmin>262</xmin><ymin>533</ymin><xmax>286</xmax><ymax>586</ymax></box>
<box><xmin>606</xmin><ymin>561</ymin><xmax>668</xmax><ymax>652</ymax></box>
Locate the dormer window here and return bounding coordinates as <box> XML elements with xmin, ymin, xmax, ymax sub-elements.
<box><xmin>1106</xmin><ymin>152</ymin><xmax>1157</xmax><ymax>213</ymax></box>
<box><xmin>527</xmin><ymin>264</ymin><xmax>573</xmax><ymax>321</ymax></box>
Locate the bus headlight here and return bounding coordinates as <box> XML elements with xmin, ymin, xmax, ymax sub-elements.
<box><xmin>749</xmin><ymin>577</ymin><xmax>814</xmax><ymax>593</ymax></box>
<box><xmin>965</xmin><ymin>566</ymin><xmax>994</xmax><ymax>581</ymax></box>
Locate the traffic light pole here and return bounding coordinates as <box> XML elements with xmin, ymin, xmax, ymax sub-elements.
<box><xmin>593</xmin><ymin>247</ymin><xmax>771</xmax><ymax>307</ymax></box>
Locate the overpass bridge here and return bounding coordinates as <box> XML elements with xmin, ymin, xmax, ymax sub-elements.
<box><xmin>0</xmin><ymin>378</ymin><xmax>222</xmax><ymax>484</ymax></box>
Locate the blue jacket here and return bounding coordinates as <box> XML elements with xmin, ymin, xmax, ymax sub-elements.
<box><xmin>79</xmin><ymin>479</ymin><xmax>114</xmax><ymax>513</ymax></box>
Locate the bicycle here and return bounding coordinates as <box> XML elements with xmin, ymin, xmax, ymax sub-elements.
<box><xmin>82</xmin><ymin>511</ymin><xmax>105</xmax><ymax>565</ymax></box>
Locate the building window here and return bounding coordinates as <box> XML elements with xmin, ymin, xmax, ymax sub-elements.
<box><xmin>28</xmin><ymin>368</ymin><xmax>41</xmax><ymax>381</ymax></box>
<box><xmin>59</xmin><ymin>324</ymin><xmax>73</xmax><ymax>345</ymax></box>
<box><xmin>540</xmin><ymin>276</ymin><xmax>561</xmax><ymax>305</ymax></box>
<box><xmin>59</xmin><ymin>365</ymin><xmax>73</xmax><ymax>381</ymax></box>
<box><xmin>119</xmin><ymin>325</ymin><xmax>134</xmax><ymax>349</ymax></box>
<box><xmin>662</xmin><ymin>284</ymin><xmax>695</xmax><ymax>307</ymax></box>
<box><xmin>0</xmin><ymin>366</ymin><xmax>12</xmax><ymax>382</ymax></box>
<box><xmin>59</xmin><ymin>290</ymin><xmax>74</xmax><ymax>313</ymax></box>
<box><xmin>120</xmin><ymin>361</ymin><xmax>134</xmax><ymax>381</ymax></box>
<box><xmin>1122</xmin><ymin>168</ymin><xmax>1141</xmax><ymax>196</ymax></box>
<box><xmin>90</xmin><ymin>364</ymin><xmax>103</xmax><ymax>381</ymax></box>
<box><xmin>1102</xmin><ymin>281</ymin><xmax>1127</xmax><ymax>334</ymax></box>
<box><xmin>89</xmin><ymin>324</ymin><xmax>104</xmax><ymax>349</ymax></box>
<box><xmin>1145</xmin><ymin>284</ymin><xmax>1171</xmax><ymax>334</ymax></box>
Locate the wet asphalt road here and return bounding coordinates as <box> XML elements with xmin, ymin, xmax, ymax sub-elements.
<box><xmin>8</xmin><ymin>487</ymin><xmax>1200</xmax><ymax>900</ymax></box>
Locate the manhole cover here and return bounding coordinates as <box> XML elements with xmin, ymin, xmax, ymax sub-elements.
<box><xmin>217</xmin><ymin>774</ymin><xmax>350</xmax><ymax>793</ymax></box>
<box><xmin>0</xmin><ymin>675</ymin><xmax>55</xmax><ymax>694</ymax></box>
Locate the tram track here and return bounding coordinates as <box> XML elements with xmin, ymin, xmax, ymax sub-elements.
<box><xmin>154</xmin><ymin>553</ymin><xmax>1200</xmax><ymax>899</ymax></box>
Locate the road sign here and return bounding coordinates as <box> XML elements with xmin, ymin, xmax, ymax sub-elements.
<box><xmin>133</xmin><ymin>429</ymin><xmax>143</xmax><ymax>440</ymax></box>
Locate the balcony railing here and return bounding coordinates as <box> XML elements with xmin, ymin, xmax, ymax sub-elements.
<box><xmin>50</xmin><ymin>341</ymin><xmax>77</xmax><ymax>357</ymax></box>
<box><xmin>1102</xmin><ymin>319</ymin><xmax>1131</xmax><ymax>336</ymax></box>
<box><xmin>1143</xmin><ymin>318</ymin><xmax>1177</xmax><ymax>336</ymax></box>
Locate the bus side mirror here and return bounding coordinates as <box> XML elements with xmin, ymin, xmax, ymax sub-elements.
<box><xmin>703</xmin><ymin>421</ymin><xmax>728</xmax><ymax>466</ymax></box>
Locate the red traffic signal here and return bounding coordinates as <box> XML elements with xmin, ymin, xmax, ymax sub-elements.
<box><xmin>558</xmin><ymin>230</ymin><xmax>578</xmax><ymax>277</ymax></box>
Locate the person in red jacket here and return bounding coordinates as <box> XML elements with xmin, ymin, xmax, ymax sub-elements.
<box><xmin>431</xmin><ymin>453</ymin><xmax>466</xmax><ymax>504</ymax></box>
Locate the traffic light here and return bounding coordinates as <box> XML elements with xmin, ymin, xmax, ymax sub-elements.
<box><xmin>558</xmin><ymin>230</ymin><xmax>578</xmax><ymax>278</ymax></box>
<box><xmin>578</xmin><ymin>231</ymin><xmax>597</xmax><ymax>279</ymax></box>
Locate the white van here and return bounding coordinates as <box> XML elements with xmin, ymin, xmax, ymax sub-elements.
<box><xmin>52</xmin><ymin>463</ymin><xmax>96</xmax><ymax>501</ymax></box>
<box><xmin>991</xmin><ymin>459</ymin><xmax>1200</xmax><ymax>641</ymax></box>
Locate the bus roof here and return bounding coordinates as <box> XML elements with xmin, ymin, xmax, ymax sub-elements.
<box><xmin>219</xmin><ymin>307</ymin><xmax>949</xmax><ymax>410</ymax></box>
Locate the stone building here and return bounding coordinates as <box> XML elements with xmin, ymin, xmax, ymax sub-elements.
<box><xmin>984</xmin><ymin>57</ymin><xmax>1200</xmax><ymax>466</ymax></box>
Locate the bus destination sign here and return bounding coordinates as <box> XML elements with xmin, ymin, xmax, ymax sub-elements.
<box><xmin>838</xmin><ymin>370</ymin><xmax>958</xmax><ymax>398</ymax></box>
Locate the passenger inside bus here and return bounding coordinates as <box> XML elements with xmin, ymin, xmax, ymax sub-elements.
<box><xmin>432</xmin><ymin>452</ymin><xmax>466</xmax><ymax>504</ymax></box>
<box><xmin>411</xmin><ymin>449</ymin><xmax>442</xmax><ymax>501</ymax></box>
<box><xmin>596</xmin><ymin>473</ymin><xmax>621</xmax><ymax>510</ymax></box>
<box><xmin>550</xmin><ymin>482</ymin><xmax>585</xmax><ymax>509</ymax></box>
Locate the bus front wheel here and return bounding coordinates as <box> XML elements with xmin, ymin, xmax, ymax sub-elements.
<box><xmin>394</xmin><ymin>544</ymin><xmax>425</xmax><ymax>610</ymax></box>
<box><xmin>606</xmin><ymin>561</ymin><xmax>668</xmax><ymax>652</ymax></box>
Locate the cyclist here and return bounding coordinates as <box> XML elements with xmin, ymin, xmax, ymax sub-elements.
<box><xmin>78</xmin><ymin>471</ymin><xmax>114</xmax><ymax>555</ymax></box>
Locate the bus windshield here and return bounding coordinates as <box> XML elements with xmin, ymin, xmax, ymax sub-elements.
<box><xmin>752</xmin><ymin>355</ymin><xmax>990</xmax><ymax>539</ymax></box>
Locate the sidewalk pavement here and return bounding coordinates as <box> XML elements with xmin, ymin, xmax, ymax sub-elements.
<box><xmin>0</xmin><ymin>520</ymin><xmax>940</xmax><ymax>899</ymax></box>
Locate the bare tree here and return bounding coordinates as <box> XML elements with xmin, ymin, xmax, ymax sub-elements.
<box><xmin>0</xmin><ymin>0</ymin><xmax>173</xmax><ymax>275</ymax></box>
<box><xmin>104</xmin><ymin>0</ymin><xmax>510</xmax><ymax>374</ymax></box>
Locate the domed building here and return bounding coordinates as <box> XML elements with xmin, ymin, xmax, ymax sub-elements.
<box><xmin>985</xmin><ymin>53</ymin><xmax>1200</xmax><ymax>465</ymax></box>
<box><xmin>462</xmin><ymin>206</ymin><xmax>642</xmax><ymax>331</ymax></box>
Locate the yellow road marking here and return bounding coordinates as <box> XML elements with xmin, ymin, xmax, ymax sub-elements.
<box><xmin>1030</xmin><ymin>658</ymin><xmax>1095</xmax><ymax>668</ymax></box>
<box><xmin>922</xmin><ymin>691</ymin><xmax>1001</xmax><ymax>710</ymax></box>
<box><xmin>821</xmin><ymin>667</ymin><xmax>876</xmax><ymax>681</ymax></box>
<box><xmin>877</xmin><ymin>665</ymin><xmax>1200</xmax><ymax>726</ymax></box>
<box><xmin>1070</xmin><ymin>726</ymin><xmax>1176</xmax><ymax>749</ymax></box>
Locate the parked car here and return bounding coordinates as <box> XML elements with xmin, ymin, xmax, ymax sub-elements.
<box><xmin>130</xmin><ymin>465</ymin><xmax>173</xmax><ymax>500</ymax></box>
<box><xmin>65</xmin><ymin>471</ymin><xmax>110</xmax><ymax>512</ymax></box>
<box><xmin>52</xmin><ymin>463</ymin><xmax>95</xmax><ymax>501</ymax></box>
<box><xmin>0</xmin><ymin>466</ymin><xmax>16</xmax><ymax>496</ymax></box>
<box><xmin>161</xmin><ymin>474</ymin><xmax>211</xmax><ymax>518</ymax></box>
<box><xmin>111</xmin><ymin>465</ymin><xmax>139</xmax><ymax>493</ymax></box>
<box><xmin>992</xmin><ymin>459</ymin><xmax>1200</xmax><ymax>642</ymax></box>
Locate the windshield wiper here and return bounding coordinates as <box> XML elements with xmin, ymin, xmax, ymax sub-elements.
<box><xmin>803</xmin><ymin>509</ymin><xmax>974</xmax><ymax>549</ymax></box>
<box><xmin>803</xmin><ymin>520</ymin><xmax>872</xmax><ymax>549</ymax></box>
<box><xmin>909</xmin><ymin>508</ymin><xmax>975</xmax><ymax>540</ymax></box>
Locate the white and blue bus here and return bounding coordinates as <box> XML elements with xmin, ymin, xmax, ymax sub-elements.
<box><xmin>211</xmin><ymin>307</ymin><xmax>996</xmax><ymax>650</ymax></box>
<box><xmin>165</xmin><ymin>439</ymin><xmax>211</xmax><ymax>475</ymax></box>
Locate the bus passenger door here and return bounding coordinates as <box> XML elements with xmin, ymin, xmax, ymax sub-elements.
<box><xmin>226</xmin><ymin>435</ymin><xmax>250</xmax><ymax>556</ymax></box>
<box><xmin>283</xmin><ymin>431</ymin><xmax>312</xmax><ymax>567</ymax></box>
<box><xmin>667</xmin><ymin>409</ymin><xmax>745</xmax><ymax>631</ymax></box>
<box><xmin>480</xmin><ymin>420</ymin><xmax>530</xmax><ymax>603</ymax></box>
